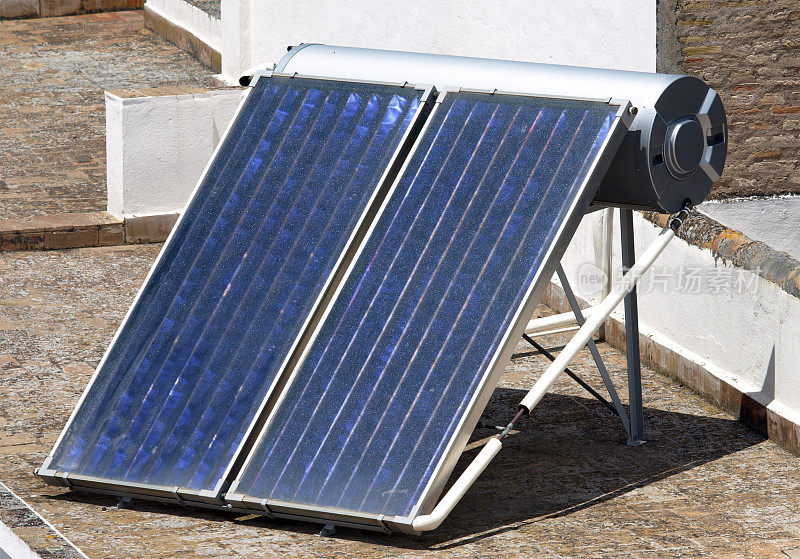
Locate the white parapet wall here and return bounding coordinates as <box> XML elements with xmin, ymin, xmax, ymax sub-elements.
<box><xmin>220</xmin><ymin>0</ymin><xmax>656</xmax><ymax>82</ymax></box>
<box><xmin>558</xmin><ymin>210</ymin><xmax>800</xmax><ymax>436</ymax></box>
<box><xmin>146</xmin><ymin>0</ymin><xmax>222</xmax><ymax>55</ymax></box>
<box><xmin>105</xmin><ymin>87</ymin><xmax>246</xmax><ymax>219</ymax></box>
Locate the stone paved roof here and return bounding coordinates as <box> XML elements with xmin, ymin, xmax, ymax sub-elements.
<box><xmin>0</xmin><ymin>11</ymin><xmax>214</xmax><ymax>220</ymax></box>
<box><xmin>1</xmin><ymin>243</ymin><xmax>799</xmax><ymax>557</ymax></box>
<box><xmin>1</xmin><ymin>10</ymin><xmax>800</xmax><ymax>559</ymax></box>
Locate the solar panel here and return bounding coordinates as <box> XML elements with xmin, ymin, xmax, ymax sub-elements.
<box><xmin>38</xmin><ymin>76</ymin><xmax>430</xmax><ymax>501</ymax></box>
<box><xmin>226</xmin><ymin>90</ymin><xmax>628</xmax><ymax>529</ymax></box>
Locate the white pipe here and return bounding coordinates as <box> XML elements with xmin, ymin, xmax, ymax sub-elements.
<box><xmin>601</xmin><ymin>207</ymin><xmax>615</xmax><ymax>299</ymax></box>
<box><xmin>519</xmin><ymin>226</ymin><xmax>675</xmax><ymax>412</ymax></box>
<box><xmin>411</xmin><ymin>437</ymin><xmax>502</xmax><ymax>532</ymax></box>
<box><xmin>525</xmin><ymin>325</ymin><xmax>580</xmax><ymax>337</ymax></box>
<box><xmin>525</xmin><ymin>308</ymin><xmax>596</xmax><ymax>335</ymax></box>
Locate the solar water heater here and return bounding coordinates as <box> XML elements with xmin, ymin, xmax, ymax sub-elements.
<box><xmin>38</xmin><ymin>45</ymin><xmax>727</xmax><ymax>534</ymax></box>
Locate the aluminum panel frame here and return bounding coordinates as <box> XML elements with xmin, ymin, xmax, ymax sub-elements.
<box><xmin>36</xmin><ymin>76</ymin><xmax>435</xmax><ymax>508</ymax></box>
<box><xmin>404</xmin><ymin>91</ymin><xmax>632</xmax><ymax>531</ymax></box>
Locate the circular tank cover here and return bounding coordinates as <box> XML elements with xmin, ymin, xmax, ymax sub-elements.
<box><xmin>665</xmin><ymin>117</ymin><xmax>704</xmax><ymax>179</ymax></box>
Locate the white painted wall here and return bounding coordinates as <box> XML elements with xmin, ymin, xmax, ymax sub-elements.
<box><xmin>105</xmin><ymin>88</ymin><xmax>246</xmax><ymax>218</ymax></box>
<box><xmin>221</xmin><ymin>0</ymin><xmax>656</xmax><ymax>80</ymax></box>
<box><xmin>558</xmin><ymin>210</ymin><xmax>800</xmax><ymax>427</ymax></box>
<box><xmin>146</xmin><ymin>0</ymin><xmax>222</xmax><ymax>54</ymax></box>
<box><xmin>699</xmin><ymin>196</ymin><xmax>800</xmax><ymax>261</ymax></box>
<box><xmin>220</xmin><ymin>0</ymin><xmax>251</xmax><ymax>80</ymax></box>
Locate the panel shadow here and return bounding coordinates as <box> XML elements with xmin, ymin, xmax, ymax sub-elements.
<box><xmin>47</xmin><ymin>373</ymin><xmax>763</xmax><ymax>549</ymax></box>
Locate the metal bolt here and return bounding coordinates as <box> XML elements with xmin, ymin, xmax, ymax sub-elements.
<box><xmin>628</xmin><ymin>106</ymin><xmax>639</xmax><ymax>116</ymax></box>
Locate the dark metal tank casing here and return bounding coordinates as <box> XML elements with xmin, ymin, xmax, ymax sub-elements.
<box><xmin>268</xmin><ymin>44</ymin><xmax>727</xmax><ymax>214</ymax></box>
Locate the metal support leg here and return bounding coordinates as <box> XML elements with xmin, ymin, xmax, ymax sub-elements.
<box><xmin>620</xmin><ymin>209</ymin><xmax>644</xmax><ymax>445</ymax></box>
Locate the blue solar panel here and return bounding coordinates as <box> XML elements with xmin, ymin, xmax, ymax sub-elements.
<box><xmin>41</xmin><ymin>77</ymin><xmax>426</xmax><ymax>496</ymax></box>
<box><xmin>229</xmin><ymin>91</ymin><xmax>623</xmax><ymax>522</ymax></box>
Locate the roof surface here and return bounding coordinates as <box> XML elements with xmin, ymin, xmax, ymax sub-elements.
<box><xmin>0</xmin><ymin>11</ymin><xmax>214</xmax><ymax>220</ymax></box>
<box><xmin>1</xmin><ymin>242</ymin><xmax>799</xmax><ymax>557</ymax></box>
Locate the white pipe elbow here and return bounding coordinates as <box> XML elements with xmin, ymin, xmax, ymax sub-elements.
<box><xmin>411</xmin><ymin>437</ymin><xmax>502</xmax><ymax>532</ymax></box>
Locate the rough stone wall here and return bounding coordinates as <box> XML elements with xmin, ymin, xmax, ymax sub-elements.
<box><xmin>659</xmin><ymin>0</ymin><xmax>800</xmax><ymax>199</ymax></box>
<box><xmin>0</xmin><ymin>0</ymin><xmax>142</xmax><ymax>19</ymax></box>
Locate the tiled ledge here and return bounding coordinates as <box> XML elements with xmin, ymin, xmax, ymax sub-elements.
<box><xmin>0</xmin><ymin>212</ymin><xmax>178</xmax><ymax>251</ymax></box>
<box><xmin>0</xmin><ymin>481</ymin><xmax>87</xmax><ymax>558</ymax></box>
<box><xmin>105</xmin><ymin>84</ymin><xmax>219</xmax><ymax>98</ymax></box>
<box><xmin>643</xmin><ymin>210</ymin><xmax>800</xmax><ymax>300</ymax></box>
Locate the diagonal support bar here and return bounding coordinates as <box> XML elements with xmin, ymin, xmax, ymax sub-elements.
<box><xmin>555</xmin><ymin>265</ymin><xmax>631</xmax><ymax>435</ymax></box>
<box><xmin>518</xmin><ymin>225</ymin><xmax>674</xmax><ymax>413</ymax></box>
<box><xmin>522</xmin><ymin>333</ymin><xmax>618</xmax><ymax>415</ymax></box>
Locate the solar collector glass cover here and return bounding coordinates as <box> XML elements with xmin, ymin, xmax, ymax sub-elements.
<box><xmin>230</xmin><ymin>90</ymin><xmax>625</xmax><ymax>522</ymax></box>
<box><xmin>40</xmin><ymin>76</ymin><xmax>427</xmax><ymax>496</ymax></box>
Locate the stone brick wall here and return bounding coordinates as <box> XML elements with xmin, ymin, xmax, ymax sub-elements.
<box><xmin>659</xmin><ymin>0</ymin><xmax>800</xmax><ymax>199</ymax></box>
<box><xmin>0</xmin><ymin>0</ymin><xmax>142</xmax><ymax>19</ymax></box>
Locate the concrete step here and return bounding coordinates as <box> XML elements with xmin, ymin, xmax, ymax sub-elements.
<box><xmin>0</xmin><ymin>0</ymin><xmax>143</xmax><ymax>20</ymax></box>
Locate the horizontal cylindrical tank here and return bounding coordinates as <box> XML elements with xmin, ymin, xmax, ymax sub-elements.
<box><xmin>262</xmin><ymin>44</ymin><xmax>727</xmax><ymax>214</ymax></box>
